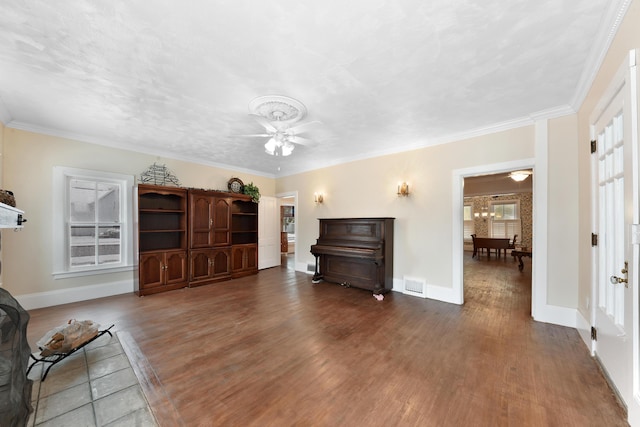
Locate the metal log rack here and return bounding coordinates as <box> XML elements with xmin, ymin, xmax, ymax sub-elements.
<box><xmin>27</xmin><ymin>324</ymin><xmax>114</xmax><ymax>381</ymax></box>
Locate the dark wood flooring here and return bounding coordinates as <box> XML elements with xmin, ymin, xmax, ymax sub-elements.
<box><xmin>25</xmin><ymin>252</ymin><xmax>628</xmax><ymax>426</ymax></box>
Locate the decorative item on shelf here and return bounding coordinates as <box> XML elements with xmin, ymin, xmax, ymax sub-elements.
<box><xmin>0</xmin><ymin>190</ymin><xmax>16</xmax><ymax>207</ymax></box>
<box><xmin>314</xmin><ymin>192</ymin><xmax>324</xmax><ymax>204</ymax></box>
<box><xmin>397</xmin><ymin>182</ymin><xmax>410</xmax><ymax>197</ymax></box>
<box><xmin>227</xmin><ymin>177</ymin><xmax>244</xmax><ymax>193</ymax></box>
<box><xmin>243</xmin><ymin>182</ymin><xmax>261</xmax><ymax>203</ymax></box>
<box><xmin>509</xmin><ymin>170</ymin><xmax>532</xmax><ymax>182</ymax></box>
<box><xmin>139</xmin><ymin>163</ymin><xmax>180</xmax><ymax>186</ymax></box>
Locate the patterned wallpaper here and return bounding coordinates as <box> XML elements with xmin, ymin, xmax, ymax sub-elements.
<box><xmin>464</xmin><ymin>193</ymin><xmax>533</xmax><ymax>250</ymax></box>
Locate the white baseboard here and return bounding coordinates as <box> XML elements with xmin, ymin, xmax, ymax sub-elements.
<box><xmin>575</xmin><ymin>310</ymin><xmax>594</xmax><ymax>354</ymax></box>
<box><xmin>391</xmin><ymin>278</ymin><xmax>462</xmax><ymax>305</ymax></box>
<box><xmin>425</xmin><ymin>284</ymin><xmax>463</xmax><ymax>305</ymax></box>
<box><xmin>533</xmin><ymin>304</ymin><xmax>577</xmax><ymax>328</ymax></box>
<box><xmin>298</xmin><ymin>261</ymin><xmax>313</xmax><ymax>274</ymax></box>
<box><xmin>15</xmin><ymin>280</ymin><xmax>133</xmax><ymax>310</ymax></box>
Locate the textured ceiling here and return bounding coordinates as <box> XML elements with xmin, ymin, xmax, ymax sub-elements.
<box><xmin>0</xmin><ymin>0</ymin><xmax>626</xmax><ymax>177</ymax></box>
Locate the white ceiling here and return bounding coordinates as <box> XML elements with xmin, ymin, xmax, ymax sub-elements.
<box><xmin>0</xmin><ymin>1</ymin><xmax>627</xmax><ymax>177</ymax></box>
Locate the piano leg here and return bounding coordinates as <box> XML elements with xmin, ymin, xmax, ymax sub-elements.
<box><xmin>311</xmin><ymin>255</ymin><xmax>323</xmax><ymax>284</ymax></box>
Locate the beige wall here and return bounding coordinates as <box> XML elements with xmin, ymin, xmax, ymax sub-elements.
<box><xmin>547</xmin><ymin>114</ymin><xmax>580</xmax><ymax>308</ymax></box>
<box><xmin>278</xmin><ymin>125</ymin><xmax>535</xmax><ymax>290</ymax></box>
<box><xmin>1</xmin><ymin>128</ymin><xmax>273</xmax><ymax>296</ymax></box>
<box><xmin>576</xmin><ymin>1</ymin><xmax>640</xmax><ymax>319</ymax></box>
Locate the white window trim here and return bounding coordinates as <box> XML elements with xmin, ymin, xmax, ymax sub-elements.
<box><xmin>52</xmin><ymin>167</ymin><xmax>135</xmax><ymax>279</ymax></box>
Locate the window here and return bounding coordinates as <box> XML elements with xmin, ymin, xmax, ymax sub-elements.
<box><xmin>489</xmin><ymin>200</ymin><xmax>521</xmax><ymax>239</ymax></box>
<box><xmin>53</xmin><ymin>167</ymin><xmax>134</xmax><ymax>278</ymax></box>
<box><xmin>491</xmin><ymin>202</ymin><xmax>518</xmax><ymax>220</ymax></box>
<box><xmin>463</xmin><ymin>204</ymin><xmax>474</xmax><ymax>241</ymax></box>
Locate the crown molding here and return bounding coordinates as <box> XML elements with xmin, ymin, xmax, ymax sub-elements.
<box><xmin>528</xmin><ymin>104</ymin><xmax>576</xmax><ymax>122</ymax></box>
<box><xmin>570</xmin><ymin>0</ymin><xmax>633</xmax><ymax>109</ymax></box>
<box><xmin>275</xmin><ymin>105</ymin><xmax>578</xmax><ymax>178</ymax></box>
<box><xmin>6</xmin><ymin>121</ymin><xmax>277</xmax><ymax>179</ymax></box>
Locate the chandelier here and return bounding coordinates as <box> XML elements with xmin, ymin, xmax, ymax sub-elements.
<box><xmin>509</xmin><ymin>170</ymin><xmax>532</xmax><ymax>182</ymax></box>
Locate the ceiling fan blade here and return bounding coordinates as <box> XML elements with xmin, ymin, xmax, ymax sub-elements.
<box><xmin>288</xmin><ymin>136</ymin><xmax>315</xmax><ymax>146</ymax></box>
<box><xmin>287</xmin><ymin>120</ymin><xmax>322</xmax><ymax>134</ymax></box>
<box><xmin>234</xmin><ymin>134</ymin><xmax>272</xmax><ymax>137</ymax></box>
<box><xmin>249</xmin><ymin>114</ymin><xmax>277</xmax><ymax>133</ymax></box>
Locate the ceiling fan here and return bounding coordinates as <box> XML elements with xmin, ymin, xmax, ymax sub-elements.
<box><xmin>241</xmin><ymin>95</ymin><xmax>320</xmax><ymax>156</ymax></box>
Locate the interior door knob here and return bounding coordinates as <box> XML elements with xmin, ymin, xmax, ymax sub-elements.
<box><xmin>610</xmin><ymin>261</ymin><xmax>629</xmax><ymax>287</ymax></box>
<box><xmin>610</xmin><ymin>275</ymin><xmax>627</xmax><ymax>284</ymax></box>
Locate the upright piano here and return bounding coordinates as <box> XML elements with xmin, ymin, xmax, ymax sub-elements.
<box><xmin>310</xmin><ymin>217</ymin><xmax>394</xmax><ymax>294</ymax></box>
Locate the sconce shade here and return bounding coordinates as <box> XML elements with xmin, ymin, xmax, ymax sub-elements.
<box><xmin>397</xmin><ymin>182</ymin><xmax>410</xmax><ymax>196</ymax></box>
<box><xmin>314</xmin><ymin>192</ymin><xmax>324</xmax><ymax>204</ymax></box>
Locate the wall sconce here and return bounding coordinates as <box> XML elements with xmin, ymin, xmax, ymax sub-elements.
<box><xmin>314</xmin><ymin>192</ymin><xmax>324</xmax><ymax>204</ymax></box>
<box><xmin>397</xmin><ymin>182</ymin><xmax>410</xmax><ymax>197</ymax></box>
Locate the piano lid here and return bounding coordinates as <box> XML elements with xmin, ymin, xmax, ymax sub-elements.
<box><xmin>317</xmin><ymin>217</ymin><xmax>394</xmax><ymax>244</ymax></box>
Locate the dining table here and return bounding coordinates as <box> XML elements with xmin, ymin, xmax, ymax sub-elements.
<box><xmin>472</xmin><ymin>236</ymin><xmax>511</xmax><ymax>258</ymax></box>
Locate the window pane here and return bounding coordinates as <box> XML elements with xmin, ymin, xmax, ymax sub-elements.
<box><xmin>463</xmin><ymin>205</ymin><xmax>472</xmax><ymax>221</ymax></box>
<box><xmin>503</xmin><ymin>204</ymin><xmax>516</xmax><ymax>219</ymax></box>
<box><xmin>70</xmin><ymin>226</ymin><xmax>95</xmax><ymax>267</ymax></box>
<box><xmin>98</xmin><ymin>183</ymin><xmax>120</xmax><ymax>222</ymax></box>
<box><xmin>493</xmin><ymin>205</ymin><xmax>503</xmax><ymax>219</ymax></box>
<box><xmin>491</xmin><ymin>203</ymin><xmax>518</xmax><ymax>220</ymax></box>
<box><xmin>70</xmin><ymin>180</ymin><xmax>96</xmax><ymax>222</ymax></box>
<box><xmin>98</xmin><ymin>226</ymin><xmax>121</xmax><ymax>264</ymax></box>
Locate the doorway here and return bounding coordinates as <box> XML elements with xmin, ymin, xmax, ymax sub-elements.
<box><xmin>278</xmin><ymin>194</ymin><xmax>297</xmax><ymax>270</ymax></box>
<box><xmin>452</xmin><ymin>159</ymin><xmax>536</xmax><ymax>306</ymax></box>
<box><xmin>462</xmin><ymin>171</ymin><xmax>534</xmax><ymax>309</ymax></box>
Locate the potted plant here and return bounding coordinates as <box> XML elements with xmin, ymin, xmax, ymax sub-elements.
<box><xmin>243</xmin><ymin>182</ymin><xmax>260</xmax><ymax>203</ymax></box>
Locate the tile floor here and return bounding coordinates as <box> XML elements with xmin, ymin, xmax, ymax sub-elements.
<box><xmin>26</xmin><ymin>331</ymin><xmax>158</xmax><ymax>427</ymax></box>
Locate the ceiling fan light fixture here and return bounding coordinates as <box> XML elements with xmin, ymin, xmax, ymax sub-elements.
<box><xmin>281</xmin><ymin>141</ymin><xmax>294</xmax><ymax>156</ymax></box>
<box><xmin>509</xmin><ymin>170</ymin><xmax>532</xmax><ymax>182</ymax></box>
<box><xmin>264</xmin><ymin>138</ymin><xmax>277</xmax><ymax>155</ymax></box>
<box><xmin>247</xmin><ymin>95</ymin><xmax>316</xmax><ymax>157</ymax></box>
<box><xmin>264</xmin><ymin>137</ymin><xmax>295</xmax><ymax>156</ymax></box>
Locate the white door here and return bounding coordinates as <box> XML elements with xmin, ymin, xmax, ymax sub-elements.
<box><xmin>591</xmin><ymin>50</ymin><xmax>640</xmax><ymax>425</ymax></box>
<box><xmin>258</xmin><ymin>196</ymin><xmax>281</xmax><ymax>269</ymax></box>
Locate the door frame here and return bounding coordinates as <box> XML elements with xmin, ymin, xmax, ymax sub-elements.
<box><xmin>452</xmin><ymin>158</ymin><xmax>537</xmax><ymax>310</ymax></box>
<box><xmin>276</xmin><ymin>190</ymin><xmax>299</xmax><ymax>270</ymax></box>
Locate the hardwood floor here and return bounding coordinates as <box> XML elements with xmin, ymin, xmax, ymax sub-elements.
<box><xmin>26</xmin><ymin>253</ymin><xmax>627</xmax><ymax>426</ymax></box>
